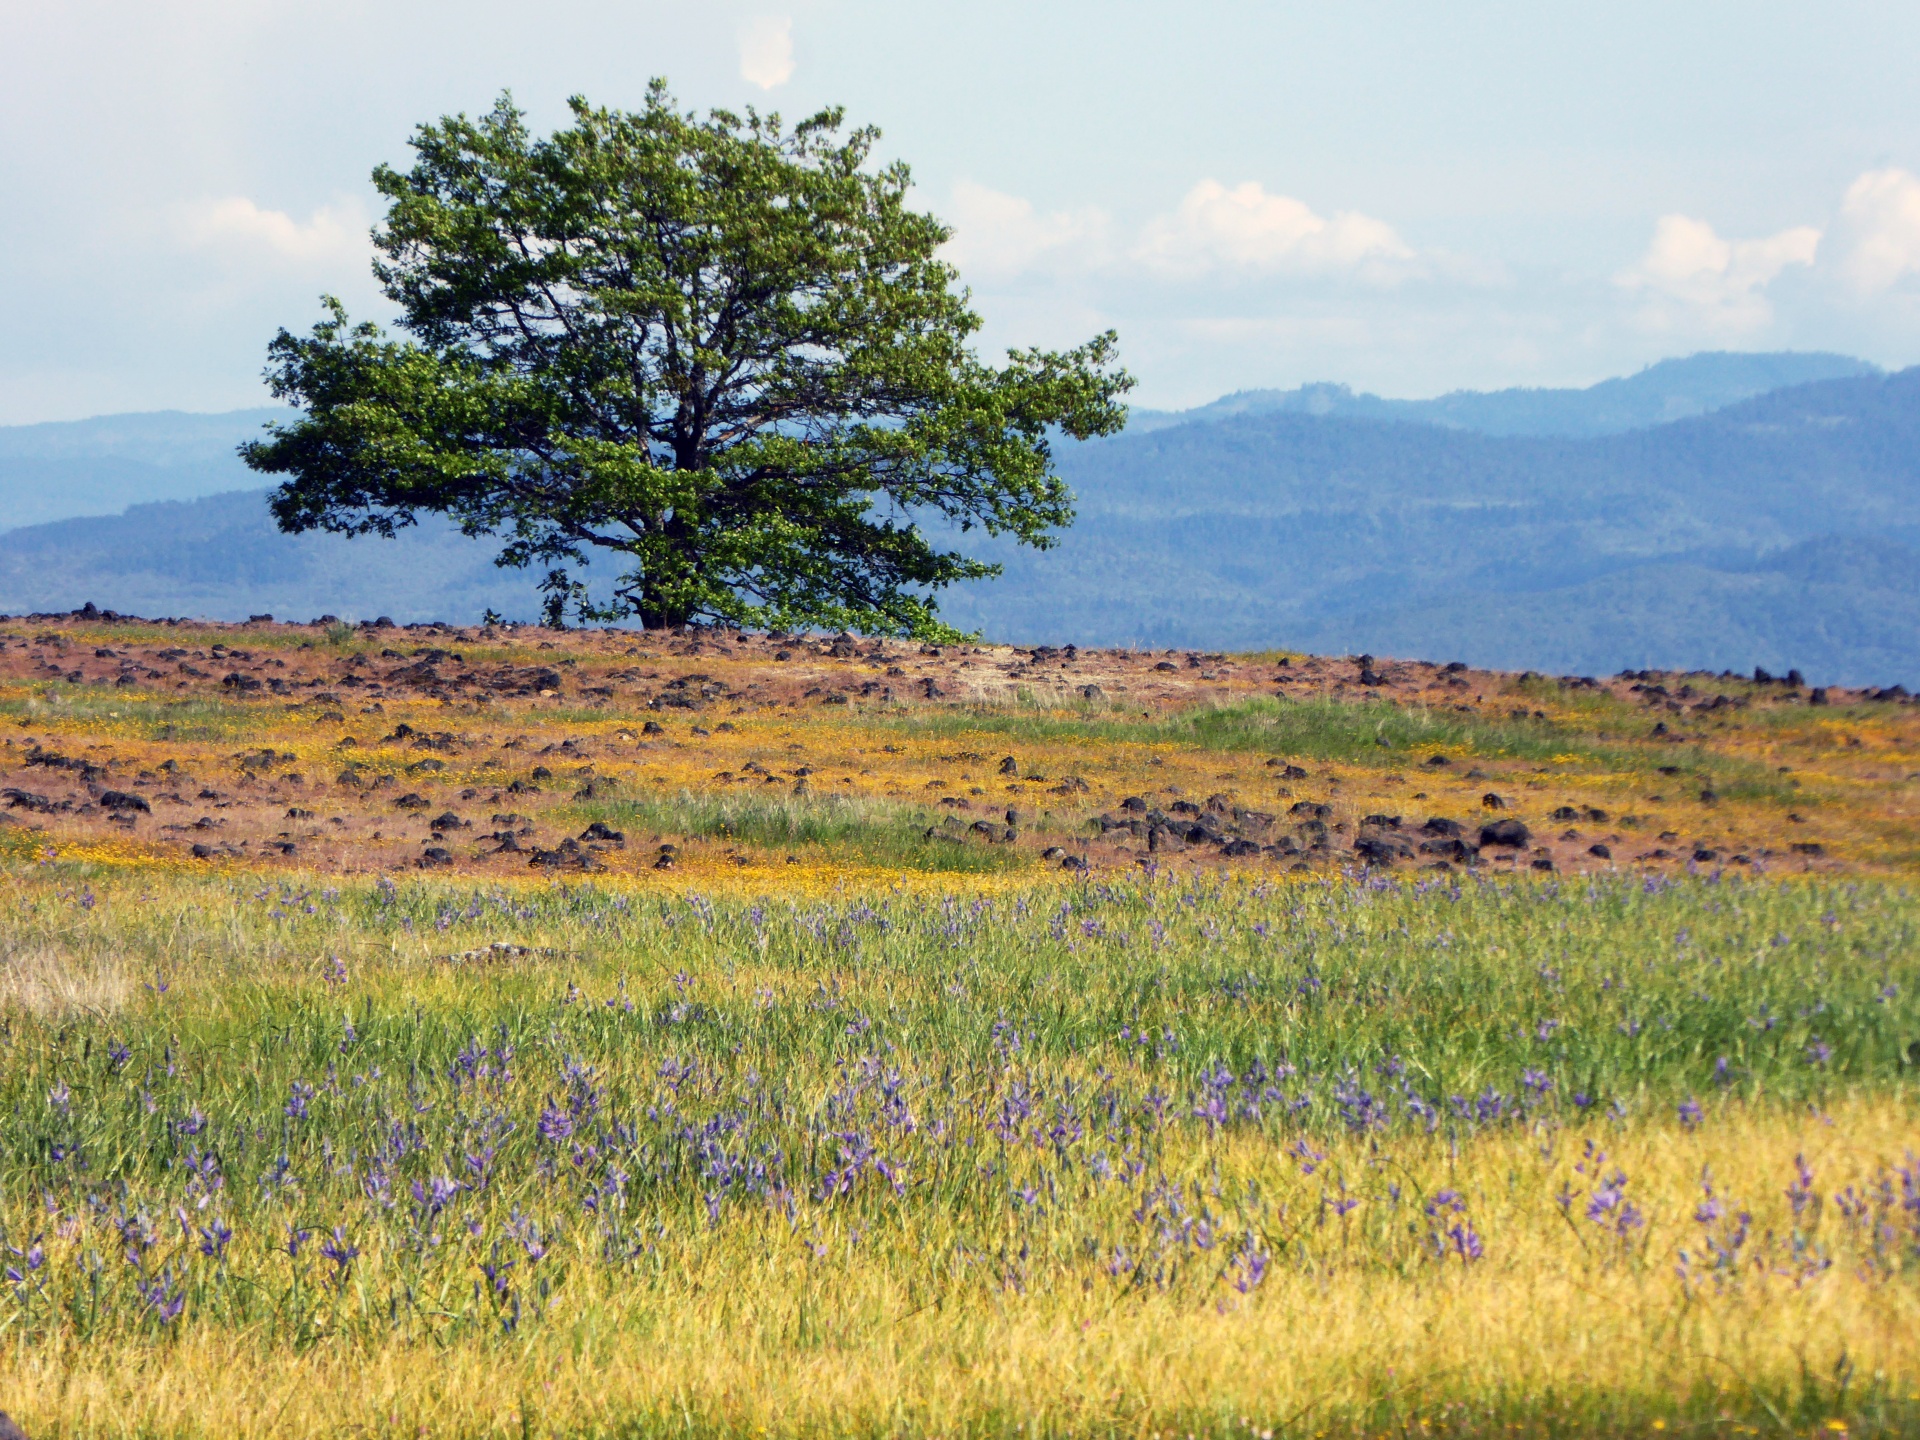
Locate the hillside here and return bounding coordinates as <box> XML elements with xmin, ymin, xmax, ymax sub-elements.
<box><xmin>1128</xmin><ymin>350</ymin><xmax>1881</xmax><ymax>436</ymax></box>
<box><xmin>0</xmin><ymin>489</ymin><xmax>536</xmax><ymax>624</ymax></box>
<box><xmin>2</xmin><ymin>358</ymin><xmax>1917</xmax><ymax>683</ymax></box>
<box><xmin>939</xmin><ymin>366</ymin><xmax>1920</xmax><ymax>683</ymax></box>
<box><xmin>0</xmin><ymin>408</ymin><xmax>283</xmax><ymax>531</ymax></box>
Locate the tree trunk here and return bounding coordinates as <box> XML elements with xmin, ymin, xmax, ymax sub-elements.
<box><xmin>638</xmin><ymin>595</ymin><xmax>690</xmax><ymax>631</ymax></box>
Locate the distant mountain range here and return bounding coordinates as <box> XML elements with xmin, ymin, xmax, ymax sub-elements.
<box><xmin>0</xmin><ymin>491</ymin><xmax>532</xmax><ymax>626</ymax></box>
<box><xmin>936</xmin><ymin>364</ymin><xmax>1920</xmax><ymax>683</ymax></box>
<box><xmin>1</xmin><ymin>351</ymin><xmax>1916</xmax><ymax>684</ymax></box>
<box><xmin>0</xmin><ymin>408</ymin><xmax>284</xmax><ymax>532</ymax></box>
<box><xmin>1127</xmin><ymin>350</ymin><xmax>1881</xmax><ymax>438</ymax></box>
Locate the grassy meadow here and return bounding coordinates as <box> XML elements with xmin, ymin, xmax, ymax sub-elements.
<box><xmin>0</xmin><ymin>619</ymin><xmax>1916</xmax><ymax>1437</ymax></box>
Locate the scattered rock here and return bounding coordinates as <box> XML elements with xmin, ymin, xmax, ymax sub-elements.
<box><xmin>2</xmin><ymin>788</ymin><xmax>63</xmax><ymax>814</ymax></box>
<box><xmin>1354</xmin><ymin>834</ymin><xmax>1413</xmax><ymax>865</ymax></box>
<box><xmin>1479</xmin><ymin>819</ymin><xmax>1531</xmax><ymax>848</ymax></box>
<box><xmin>530</xmin><ymin>839</ymin><xmax>601</xmax><ymax>871</ymax></box>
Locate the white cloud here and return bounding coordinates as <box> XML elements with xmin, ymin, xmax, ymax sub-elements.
<box><xmin>1134</xmin><ymin>180</ymin><xmax>1414</xmax><ymax>279</ymax></box>
<box><xmin>1831</xmin><ymin>167</ymin><xmax>1920</xmax><ymax>294</ymax></box>
<box><xmin>174</xmin><ymin>195</ymin><xmax>370</xmax><ymax>268</ymax></box>
<box><xmin>937</xmin><ymin>181</ymin><xmax>1110</xmax><ymax>282</ymax></box>
<box><xmin>1617</xmin><ymin>213</ymin><xmax>1820</xmax><ymax>332</ymax></box>
<box><xmin>738</xmin><ymin>15</ymin><xmax>794</xmax><ymax>90</ymax></box>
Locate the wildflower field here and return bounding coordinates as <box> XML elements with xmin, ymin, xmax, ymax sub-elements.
<box><xmin>0</xmin><ymin>615</ymin><xmax>1917</xmax><ymax>1438</ymax></box>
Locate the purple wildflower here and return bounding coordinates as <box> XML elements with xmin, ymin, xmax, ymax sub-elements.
<box><xmin>509</xmin><ymin>1210</ymin><xmax>548</xmax><ymax>1264</ymax></box>
<box><xmin>140</xmin><ymin>1268</ymin><xmax>184</xmax><ymax>1325</ymax></box>
<box><xmin>285</xmin><ymin>1080</ymin><xmax>314</xmax><ymax>1121</ymax></box>
<box><xmin>1787</xmin><ymin>1154</ymin><xmax>1816</xmax><ymax>1218</ymax></box>
<box><xmin>319</xmin><ymin>1226</ymin><xmax>359</xmax><ymax>1281</ymax></box>
<box><xmin>1228</xmin><ymin>1230</ymin><xmax>1270</xmax><ymax>1292</ymax></box>
<box><xmin>1585</xmin><ymin>1169</ymin><xmax>1645</xmax><ymax>1238</ymax></box>
<box><xmin>537</xmin><ymin>1102</ymin><xmax>575</xmax><ymax>1144</ymax></box>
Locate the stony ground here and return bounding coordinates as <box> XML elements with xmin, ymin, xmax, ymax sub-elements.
<box><xmin>1</xmin><ymin>609</ymin><xmax>1917</xmax><ymax>883</ymax></box>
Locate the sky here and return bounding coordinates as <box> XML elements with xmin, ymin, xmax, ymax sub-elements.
<box><xmin>2</xmin><ymin>0</ymin><xmax>1919</xmax><ymax>423</ymax></box>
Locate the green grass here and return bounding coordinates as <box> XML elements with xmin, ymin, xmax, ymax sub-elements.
<box><xmin>568</xmin><ymin>787</ymin><xmax>1035</xmax><ymax>873</ymax></box>
<box><xmin>863</xmin><ymin>695</ymin><xmax>1800</xmax><ymax>797</ymax></box>
<box><xmin>0</xmin><ymin>690</ymin><xmax>299</xmax><ymax>743</ymax></box>
<box><xmin>0</xmin><ymin>861</ymin><xmax>1916</xmax><ymax>1437</ymax></box>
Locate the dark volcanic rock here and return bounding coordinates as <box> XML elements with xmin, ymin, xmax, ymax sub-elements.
<box><xmin>1354</xmin><ymin>834</ymin><xmax>1412</xmax><ymax>865</ymax></box>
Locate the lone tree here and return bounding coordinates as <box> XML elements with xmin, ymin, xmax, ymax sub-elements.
<box><xmin>243</xmin><ymin>85</ymin><xmax>1130</xmax><ymax>634</ymax></box>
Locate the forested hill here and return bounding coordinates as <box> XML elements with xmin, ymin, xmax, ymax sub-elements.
<box><xmin>2</xmin><ymin>359</ymin><xmax>1917</xmax><ymax>685</ymax></box>
<box><xmin>934</xmin><ymin>365</ymin><xmax>1920</xmax><ymax>683</ymax></box>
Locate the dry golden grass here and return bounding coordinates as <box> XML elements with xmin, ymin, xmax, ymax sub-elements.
<box><xmin>1</xmin><ymin>1099</ymin><xmax>1913</xmax><ymax>1439</ymax></box>
<box><xmin>0</xmin><ymin>618</ymin><xmax>1916</xmax><ymax>1437</ymax></box>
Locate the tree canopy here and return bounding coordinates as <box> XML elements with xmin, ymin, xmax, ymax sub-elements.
<box><xmin>242</xmin><ymin>84</ymin><xmax>1131</xmax><ymax>634</ymax></box>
